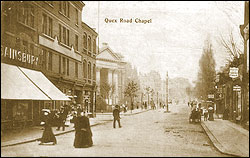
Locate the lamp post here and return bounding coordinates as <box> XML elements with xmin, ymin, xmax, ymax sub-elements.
<box><xmin>166</xmin><ymin>71</ymin><xmax>169</xmax><ymax>112</ymax></box>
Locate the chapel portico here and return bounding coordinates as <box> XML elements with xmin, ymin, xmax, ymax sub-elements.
<box><xmin>96</xmin><ymin>43</ymin><xmax>126</xmax><ymax>111</ymax></box>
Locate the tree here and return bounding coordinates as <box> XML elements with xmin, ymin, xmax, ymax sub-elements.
<box><xmin>195</xmin><ymin>38</ymin><xmax>216</xmax><ymax>101</ymax></box>
<box><xmin>218</xmin><ymin>31</ymin><xmax>243</xmax><ymax>64</ymax></box>
<box><xmin>145</xmin><ymin>86</ymin><xmax>154</xmax><ymax>108</ymax></box>
<box><xmin>124</xmin><ymin>80</ymin><xmax>139</xmax><ymax>112</ymax></box>
<box><xmin>100</xmin><ymin>81</ymin><xmax>111</xmax><ymax>104</ymax></box>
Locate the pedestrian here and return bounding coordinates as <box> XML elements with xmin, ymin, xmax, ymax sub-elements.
<box><xmin>113</xmin><ymin>105</ymin><xmax>122</xmax><ymax>128</ymax></box>
<box><xmin>204</xmin><ymin>109</ymin><xmax>208</xmax><ymax>121</ymax></box>
<box><xmin>223</xmin><ymin>107</ymin><xmax>229</xmax><ymax>120</ymax></box>
<box><xmin>56</xmin><ymin>106</ymin><xmax>67</xmax><ymax>131</ymax></box>
<box><xmin>208</xmin><ymin>106</ymin><xmax>214</xmax><ymax>121</ymax></box>
<box><xmin>39</xmin><ymin>111</ymin><xmax>57</xmax><ymax>145</ymax></box>
<box><xmin>73</xmin><ymin>111</ymin><xmax>93</xmax><ymax>148</ymax></box>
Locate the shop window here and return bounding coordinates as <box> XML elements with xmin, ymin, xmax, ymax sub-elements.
<box><xmin>13</xmin><ymin>102</ymin><xmax>30</xmax><ymax>121</ymax></box>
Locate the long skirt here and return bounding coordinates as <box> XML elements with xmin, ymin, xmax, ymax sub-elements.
<box><xmin>74</xmin><ymin>130</ymin><xmax>93</xmax><ymax>148</ymax></box>
<box><xmin>40</xmin><ymin>126</ymin><xmax>57</xmax><ymax>143</ymax></box>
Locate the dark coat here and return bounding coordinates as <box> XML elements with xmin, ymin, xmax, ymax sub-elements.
<box><xmin>40</xmin><ymin>115</ymin><xmax>57</xmax><ymax>144</ymax></box>
<box><xmin>73</xmin><ymin>116</ymin><xmax>93</xmax><ymax>148</ymax></box>
<box><xmin>113</xmin><ymin>109</ymin><xmax>120</xmax><ymax>119</ymax></box>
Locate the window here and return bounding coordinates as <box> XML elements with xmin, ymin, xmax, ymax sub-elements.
<box><xmin>83</xmin><ymin>33</ymin><xmax>87</xmax><ymax>52</ymax></box>
<box><xmin>48</xmin><ymin>51</ymin><xmax>52</xmax><ymax>71</ymax></box>
<box><xmin>75</xmin><ymin>34</ymin><xmax>78</xmax><ymax>51</ymax></box>
<box><xmin>67</xmin><ymin>58</ymin><xmax>69</xmax><ymax>76</ymax></box>
<box><xmin>88</xmin><ymin>62</ymin><xmax>91</xmax><ymax>79</ymax></box>
<box><xmin>42</xmin><ymin>14</ymin><xmax>47</xmax><ymax>34</ymax></box>
<box><xmin>59</xmin><ymin>24</ymin><xmax>69</xmax><ymax>46</ymax></box>
<box><xmin>30</xmin><ymin>7</ymin><xmax>34</xmax><ymax>28</ymax></box>
<box><xmin>42</xmin><ymin>49</ymin><xmax>47</xmax><ymax>70</ymax></box>
<box><xmin>59</xmin><ymin>56</ymin><xmax>61</xmax><ymax>74</ymax></box>
<box><xmin>62</xmin><ymin>57</ymin><xmax>66</xmax><ymax>75</ymax></box>
<box><xmin>60</xmin><ymin>2</ymin><xmax>70</xmax><ymax>18</ymax></box>
<box><xmin>83</xmin><ymin>60</ymin><xmax>87</xmax><ymax>78</ymax></box>
<box><xmin>30</xmin><ymin>44</ymin><xmax>34</xmax><ymax>55</ymax></box>
<box><xmin>75</xmin><ymin>62</ymin><xmax>78</xmax><ymax>78</ymax></box>
<box><xmin>23</xmin><ymin>40</ymin><xmax>28</xmax><ymax>53</ymax></box>
<box><xmin>42</xmin><ymin>14</ymin><xmax>53</xmax><ymax>37</ymax></box>
<box><xmin>88</xmin><ymin>36</ymin><xmax>92</xmax><ymax>52</ymax></box>
<box><xmin>18</xmin><ymin>4</ymin><xmax>35</xmax><ymax>28</ymax></box>
<box><xmin>93</xmin><ymin>64</ymin><xmax>96</xmax><ymax>80</ymax></box>
<box><xmin>75</xmin><ymin>8</ymin><xmax>78</xmax><ymax>25</ymax></box>
<box><xmin>93</xmin><ymin>39</ymin><xmax>96</xmax><ymax>54</ymax></box>
<box><xmin>48</xmin><ymin>17</ymin><xmax>53</xmax><ymax>37</ymax></box>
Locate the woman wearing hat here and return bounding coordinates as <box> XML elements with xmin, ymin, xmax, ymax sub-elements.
<box><xmin>73</xmin><ymin>111</ymin><xmax>93</xmax><ymax>148</ymax></box>
<box><xmin>39</xmin><ymin>111</ymin><xmax>57</xmax><ymax>145</ymax></box>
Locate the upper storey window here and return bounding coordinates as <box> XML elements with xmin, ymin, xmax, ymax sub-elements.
<box><xmin>59</xmin><ymin>1</ymin><xmax>70</xmax><ymax>18</ymax></box>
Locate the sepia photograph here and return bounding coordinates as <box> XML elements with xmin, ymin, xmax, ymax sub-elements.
<box><xmin>1</xmin><ymin>1</ymin><xmax>249</xmax><ymax>157</ymax></box>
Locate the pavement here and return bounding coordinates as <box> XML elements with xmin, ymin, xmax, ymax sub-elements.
<box><xmin>201</xmin><ymin>116</ymin><xmax>249</xmax><ymax>157</ymax></box>
<box><xmin>1</xmin><ymin>108</ymin><xmax>150</xmax><ymax>147</ymax></box>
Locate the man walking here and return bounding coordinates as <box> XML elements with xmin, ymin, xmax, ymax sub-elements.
<box><xmin>113</xmin><ymin>105</ymin><xmax>122</xmax><ymax>128</ymax></box>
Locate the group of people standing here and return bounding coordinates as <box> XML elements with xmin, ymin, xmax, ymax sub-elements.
<box><xmin>39</xmin><ymin>107</ymin><xmax>93</xmax><ymax>148</ymax></box>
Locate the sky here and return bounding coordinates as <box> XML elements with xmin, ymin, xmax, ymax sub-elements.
<box><xmin>81</xmin><ymin>1</ymin><xmax>245</xmax><ymax>83</ymax></box>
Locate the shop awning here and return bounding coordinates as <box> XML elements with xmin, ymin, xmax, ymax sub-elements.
<box><xmin>18</xmin><ymin>66</ymin><xmax>71</xmax><ymax>101</ymax></box>
<box><xmin>1</xmin><ymin>63</ymin><xmax>50</xmax><ymax>100</ymax></box>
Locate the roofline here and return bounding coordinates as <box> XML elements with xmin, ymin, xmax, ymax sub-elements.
<box><xmin>81</xmin><ymin>21</ymin><xmax>98</xmax><ymax>36</ymax></box>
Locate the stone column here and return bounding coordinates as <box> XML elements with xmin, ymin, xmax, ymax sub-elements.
<box><xmin>96</xmin><ymin>67</ymin><xmax>101</xmax><ymax>94</ymax></box>
<box><xmin>108</xmin><ymin>69</ymin><xmax>113</xmax><ymax>105</ymax></box>
<box><xmin>113</xmin><ymin>69</ymin><xmax>119</xmax><ymax>105</ymax></box>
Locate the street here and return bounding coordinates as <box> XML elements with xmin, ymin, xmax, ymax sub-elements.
<box><xmin>1</xmin><ymin>104</ymin><xmax>230</xmax><ymax>157</ymax></box>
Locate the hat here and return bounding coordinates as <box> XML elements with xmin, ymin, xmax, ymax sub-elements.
<box><xmin>115</xmin><ymin>105</ymin><xmax>119</xmax><ymax>108</ymax></box>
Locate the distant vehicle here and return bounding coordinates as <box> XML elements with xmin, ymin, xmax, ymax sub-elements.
<box><xmin>168</xmin><ymin>100</ymin><xmax>172</xmax><ymax>104</ymax></box>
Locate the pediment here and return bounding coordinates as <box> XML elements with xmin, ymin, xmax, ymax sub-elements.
<box><xmin>97</xmin><ymin>47</ymin><xmax>120</xmax><ymax>62</ymax></box>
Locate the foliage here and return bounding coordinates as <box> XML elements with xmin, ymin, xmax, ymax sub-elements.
<box><xmin>124</xmin><ymin>80</ymin><xmax>140</xmax><ymax>110</ymax></box>
<box><xmin>194</xmin><ymin>39</ymin><xmax>216</xmax><ymax>100</ymax></box>
<box><xmin>96</xmin><ymin>95</ymin><xmax>107</xmax><ymax>111</ymax></box>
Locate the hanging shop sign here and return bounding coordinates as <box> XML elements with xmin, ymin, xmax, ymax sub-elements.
<box><xmin>1</xmin><ymin>45</ymin><xmax>39</xmax><ymax>65</ymax></box>
<box><xmin>208</xmin><ymin>94</ymin><xmax>214</xmax><ymax>99</ymax></box>
<box><xmin>229</xmin><ymin>67</ymin><xmax>239</xmax><ymax>79</ymax></box>
<box><xmin>233</xmin><ymin>85</ymin><xmax>241</xmax><ymax>91</ymax></box>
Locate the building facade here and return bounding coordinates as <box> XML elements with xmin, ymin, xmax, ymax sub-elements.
<box><xmin>1</xmin><ymin>1</ymin><xmax>97</xmax><ymax>129</ymax></box>
<box><xmin>96</xmin><ymin>43</ymin><xmax>126</xmax><ymax>112</ymax></box>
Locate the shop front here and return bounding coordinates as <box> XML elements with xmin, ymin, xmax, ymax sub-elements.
<box><xmin>1</xmin><ymin>63</ymin><xmax>70</xmax><ymax>130</ymax></box>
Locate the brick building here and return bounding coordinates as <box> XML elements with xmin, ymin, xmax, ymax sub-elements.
<box><xmin>1</xmin><ymin>1</ymin><xmax>97</xmax><ymax>129</ymax></box>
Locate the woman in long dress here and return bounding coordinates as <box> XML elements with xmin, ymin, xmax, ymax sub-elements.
<box><xmin>39</xmin><ymin>111</ymin><xmax>57</xmax><ymax>145</ymax></box>
<box><xmin>73</xmin><ymin>111</ymin><xmax>93</xmax><ymax>148</ymax></box>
